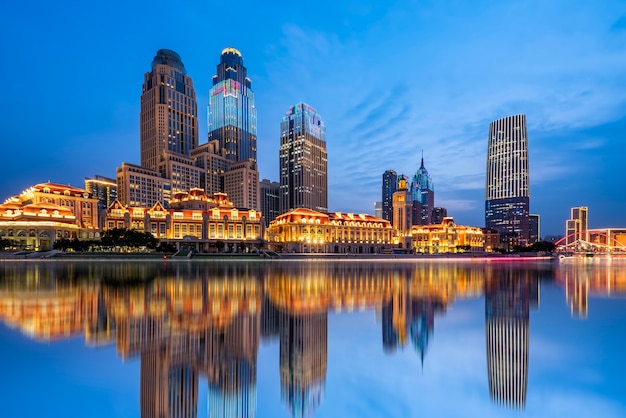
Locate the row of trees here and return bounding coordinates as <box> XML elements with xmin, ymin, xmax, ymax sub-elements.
<box><xmin>53</xmin><ymin>228</ymin><xmax>160</xmax><ymax>252</ymax></box>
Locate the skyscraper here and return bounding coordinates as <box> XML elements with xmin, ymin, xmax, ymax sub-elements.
<box><xmin>207</xmin><ymin>47</ymin><xmax>257</xmax><ymax>163</ymax></box>
<box><xmin>84</xmin><ymin>175</ymin><xmax>117</xmax><ymax>213</ymax></box>
<box><xmin>279</xmin><ymin>103</ymin><xmax>328</xmax><ymax>213</ymax></box>
<box><xmin>260</xmin><ymin>179</ymin><xmax>280</xmax><ymax>227</ymax></box>
<box><xmin>485</xmin><ymin>114</ymin><xmax>530</xmax><ymax>244</ymax></box>
<box><xmin>140</xmin><ymin>49</ymin><xmax>198</xmax><ymax>171</ymax></box>
<box><xmin>410</xmin><ymin>156</ymin><xmax>435</xmax><ymax>225</ymax></box>
<box><xmin>382</xmin><ymin>170</ymin><xmax>397</xmax><ymax>224</ymax></box>
<box><xmin>566</xmin><ymin>206</ymin><xmax>588</xmax><ymax>245</ymax></box>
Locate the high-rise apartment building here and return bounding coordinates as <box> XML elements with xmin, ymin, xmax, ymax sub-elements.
<box><xmin>485</xmin><ymin>114</ymin><xmax>530</xmax><ymax>244</ymax></box>
<box><xmin>528</xmin><ymin>214</ymin><xmax>540</xmax><ymax>243</ymax></box>
<box><xmin>431</xmin><ymin>207</ymin><xmax>448</xmax><ymax>224</ymax></box>
<box><xmin>140</xmin><ymin>49</ymin><xmax>198</xmax><ymax>171</ymax></box>
<box><xmin>279</xmin><ymin>103</ymin><xmax>328</xmax><ymax>213</ymax></box>
<box><xmin>566</xmin><ymin>206</ymin><xmax>588</xmax><ymax>245</ymax></box>
<box><xmin>191</xmin><ymin>140</ymin><xmax>230</xmax><ymax>195</ymax></box>
<box><xmin>410</xmin><ymin>157</ymin><xmax>435</xmax><ymax>225</ymax></box>
<box><xmin>260</xmin><ymin>179</ymin><xmax>280</xmax><ymax>227</ymax></box>
<box><xmin>382</xmin><ymin>170</ymin><xmax>397</xmax><ymax>223</ymax></box>
<box><xmin>116</xmin><ymin>163</ymin><xmax>172</xmax><ymax>208</ymax></box>
<box><xmin>374</xmin><ymin>201</ymin><xmax>383</xmax><ymax>219</ymax></box>
<box><xmin>84</xmin><ymin>175</ymin><xmax>117</xmax><ymax>213</ymax></box>
<box><xmin>207</xmin><ymin>47</ymin><xmax>257</xmax><ymax>163</ymax></box>
<box><xmin>224</xmin><ymin>160</ymin><xmax>260</xmax><ymax>211</ymax></box>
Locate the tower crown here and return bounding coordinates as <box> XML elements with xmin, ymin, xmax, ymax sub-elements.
<box><xmin>151</xmin><ymin>49</ymin><xmax>186</xmax><ymax>74</ymax></box>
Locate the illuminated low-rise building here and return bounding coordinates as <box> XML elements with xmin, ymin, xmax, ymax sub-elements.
<box><xmin>265</xmin><ymin>208</ymin><xmax>395</xmax><ymax>254</ymax></box>
<box><xmin>410</xmin><ymin>217</ymin><xmax>484</xmax><ymax>254</ymax></box>
<box><xmin>104</xmin><ymin>188</ymin><xmax>262</xmax><ymax>251</ymax></box>
<box><xmin>0</xmin><ymin>182</ymin><xmax>99</xmax><ymax>250</ymax></box>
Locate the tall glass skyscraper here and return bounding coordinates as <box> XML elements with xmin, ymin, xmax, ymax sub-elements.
<box><xmin>382</xmin><ymin>170</ymin><xmax>397</xmax><ymax>223</ymax></box>
<box><xmin>485</xmin><ymin>114</ymin><xmax>530</xmax><ymax>244</ymax></box>
<box><xmin>410</xmin><ymin>157</ymin><xmax>435</xmax><ymax>225</ymax></box>
<box><xmin>140</xmin><ymin>49</ymin><xmax>198</xmax><ymax>171</ymax></box>
<box><xmin>279</xmin><ymin>103</ymin><xmax>328</xmax><ymax>213</ymax></box>
<box><xmin>207</xmin><ymin>47</ymin><xmax>257</xmax><ymax>163</ymax></box>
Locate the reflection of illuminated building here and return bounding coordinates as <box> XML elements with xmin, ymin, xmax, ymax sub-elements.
<box><xmin>485</xmin><ymin>270</ymin><xmax>539</xmax><ymax>409</ymax></box>
<box><xmin>266</xmin><ymin>207</ymin><xmax>395</xmax><ymax>254</ymax></box>
<box><xmin>556</xmin><ymin>263</ymin><xmax>626</xmax><ymax>318</ymax></box>
<box><xmin>0</xmin><ymin>182</ymin><xmax>99</xmax><ymax>250</ymax></box>
<box><xmin>141</xmin><ymin>346</ymin><xmax>198</xmax><ymax>418</ymax></box>
<box><xmin>410</xmin><ymin>299</ymin><xmax>443</xmax><ymax>366</ymax></box>
<box><xmin>280</xmin><ymin>311</ymin><xmax>328</xmax><ymax>418</ymax></box>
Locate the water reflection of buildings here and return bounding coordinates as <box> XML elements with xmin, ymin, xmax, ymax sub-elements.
<box><xmin>484</xmin><ymin>269</ymin><xmax>539</xmax><ymax>410</ymax></box>
<box><xmin>2</xmin><ymin>261</ymin><xmax>601</xmax><ymax>416</ymax></box>
<box><xmin>556</xmin><ymin>262</ymin><xmax>626</xmax><ymax>318</ymax></box>
<box><xmin>381</xmin><ymin>263</ymin><xmax>485</xmax><ymax>364</ymax></box>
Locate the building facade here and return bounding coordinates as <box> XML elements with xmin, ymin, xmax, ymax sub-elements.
<box><xmin>485</xmin><ymin>114</ymin><xmax>530</xmax><ymax>244</ymax></box>
<box><xmin>279</xmin><ymin>103</ymin><xmax>328</xmax><ymax>213</ymax></box>
<box><xmin>260</xmin><ymin>179</ymin><xmax>280</xmax><ymax>227</ymax></box>
<box><xmin>431</xmin><ymin>207</ymin><xmax>448</xmax><ymax>224</ymax></box>
<box><xmin>392</xmin><ymin>175</ymin><xmax>413</xmax><ymax>249</ymax></box>
<box><xmin>207</xmin><ymin>47</ymin><xmax>257</xmax><ymax>163</ymax></box>
<box><xmin>565</xmin><ymin>206</ymin><xmax>588</xmax><ymax>245</ymax></box>
<box><xmin>140</xmin><ymin>49</ymin><xmax>198</xmax><ymax>171</ymax></box>
<box><xmin>224</xmin><ymin>160</ymin><xmax>260</xmax><ymax>211</ymax></box>
<box><xmin>191</xmin><ymin>140</ymin><xmax>230</xmax><ymax>195</ymax></box>
<box><xmin>382</xmin><ymin>170</ymin><xmax>397</xmax><ymax>224</ymax></box>
<box><xmin>410</xmin><ymin>157</ymin><xmax>435</xmax><ymax>225</ymax></box>
<box><xmin>116</xmin><ymin>163</ymin><xmax>172</xmax><ymax>208</ymax></box>
<box><xmin>0</xmin><ymin>183</ymin><xmax>99</xmax><ymax>250</ymax></box>
<box><xmin>410</xmin><ymin>217</ymin><xmax>484</xmax><ymax>254</ymax></box>
<box><xmin>528</xmin><ymin>214</ymin><xmax>540</xmax><ymax>244</ymax></box>
<box><xmin>104</xmin><ymin>189</ymin><xmax>262</xmax><ymax>251</ymax></box>
<box><xmin>265</xmin><ymin>208</ymin><xmax>395</xmax><ymax>254</ymax></box>
<box><xmin>84</xmin><ymin>175</ymin><xmax>117</xmax><ymax>213</ymax></box>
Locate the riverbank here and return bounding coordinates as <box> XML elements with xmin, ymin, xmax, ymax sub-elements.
<box><xmin>0</xmin><ymin>250</ymin><xmax>557</xmax><ymax>261</ymax></box>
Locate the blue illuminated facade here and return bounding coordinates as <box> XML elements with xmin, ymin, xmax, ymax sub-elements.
<box><xmin>207</xmin><ymin>48</ymin><xmax>257</xmax><ymax>163</ymax></box>
<box><xmin>410</xmin><ymin>157</ymin><xmax>435</xmax><ymax>225</ymax></box>
<box><xmin>485</xmin><ymin>114</ymin><xmax>530</xmax><ymax>244</ymax></box>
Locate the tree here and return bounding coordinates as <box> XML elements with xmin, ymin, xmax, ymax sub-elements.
<box><xmin>215</xmin><ymin>240</ymin><xmax>225</xmax><ymax>253</ymax></box>
<box><xmin>237</xmin><ymin>241</ymin><xmax>246</xmax><ymax>253</ymax></box>
<box><xmin>0</xmin><ymin>238</ymin><xmax>14</xmax><ymax>251</ymax></box>
<box><xmin>529</xmin><ymin>241</ymin><xmax>557</xmax><ymax>253</ymax></box>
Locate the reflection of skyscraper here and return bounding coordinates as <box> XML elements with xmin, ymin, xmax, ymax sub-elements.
<box><xmin>206</xmin><ymin>314</ymin><xmax>260</xmax><ymax>418</ymax></box>
<box><xmin>409</xmin><ymin>299</ymin><xmax>443</xmax><ymax>366</ymax></box>
<box><xmin>485</xmin><ymin>114</ymin><xmax>530</xmax><ymax>244</ymax></box>
<box><xmin>279</xmin><ymin>311</ymin><xmax>328</xmax><ymax>418</ymax></box>
<box><xmin>485</xmin><ymin>271</ymin><xmax>538</xmax><ymax>409</ymax></box>
<box><xmin>279</xmin><ymin>103</ymin><xmax>328</xmax><ymax>213</ymax></box>
<box><xmin>140</xmin><ymin>346</ymin><xmax>199</xmax><ymax>418</ymax></box>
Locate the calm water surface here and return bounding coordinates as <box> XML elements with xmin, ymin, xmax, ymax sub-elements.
<box><xmin>0</xmin><ymin>259</ymin><xmax>624</xmax><ymax>417</ymax></box>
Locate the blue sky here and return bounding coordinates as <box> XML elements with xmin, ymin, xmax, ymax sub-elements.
<box><xmin>1</xmin><ymin>0</ymin><xmax>625</xmax><ymax>236</ymax></box>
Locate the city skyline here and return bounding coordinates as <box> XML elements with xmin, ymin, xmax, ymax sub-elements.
<box><xmin>1</xmin><ymin>1</ymin><xmax>626</xmax><ymax>235</ymax></box>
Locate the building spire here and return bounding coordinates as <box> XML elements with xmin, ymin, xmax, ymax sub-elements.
<box><xmin>420</xmin><ymin>150</ymin><xmax>424</xmax><ymax>169</ymax></box>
